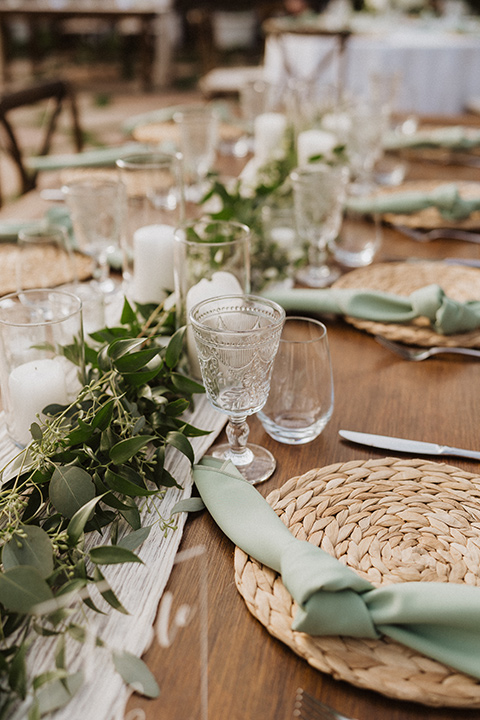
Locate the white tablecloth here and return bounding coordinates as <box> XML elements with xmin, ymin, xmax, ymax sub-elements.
<box><xmin>264</xmin><ymin>25</ymin><xmax>480</xmax><ymax>115</ymax></box>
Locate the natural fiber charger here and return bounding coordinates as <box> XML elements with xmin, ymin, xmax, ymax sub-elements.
<box><xmin>333</xmin><ymin>261</ymin><xmax>480</xmax><ymax>348</ymax></box>
<box><xmin>234</xmin><ymin>457</ymin><xmax>480</xmax><ymax>707</ymax></box>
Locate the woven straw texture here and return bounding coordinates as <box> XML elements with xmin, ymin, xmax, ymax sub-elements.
<box><xmin>0</xmin><ymin>244</ymin><xmax>93</xmax><ymax>296</ymax></box>
<box><xmin>377</xmin><ymin>180</ymin><xmax>480</xmax><ymax>229</ymax></box>
<box><xmin>234</xmin><ymin>457</ymin><xmax>480</xmax><ymax>707</ymax></box>
<box><xmin>333</xmin><ymin>261</ymin><xmax>480</xmax><ymax>347</ymax></box>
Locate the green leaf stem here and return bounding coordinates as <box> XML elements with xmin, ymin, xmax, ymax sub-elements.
<box><xmin>0</xmin><ymin>297</ymin><xmax>204</xmax><ymax>712</ymax></box>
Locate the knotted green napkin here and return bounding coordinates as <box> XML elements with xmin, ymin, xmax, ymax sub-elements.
<box><xmin>193</xmin><ymin>457</ymin><xmax>480</xmax><ymax>679</ymax></box>
<box><xmin>384</xmin><ymin>126</ymin><xmax>480</xmax><ymax>151</ymax></box>
<box><xmin>263</xmin><ymin>284</ymin><xmax>480</xmax><ymax>336</ymax></box>
<box><xmin>26</xmin><ymin>142</ymin><xmax>151</xmax><ymax>171</ymax></box>
<box><xmin>345</xmin><ymin>183</ymin><xmax>480</xmax><ymax>221</ymax></box>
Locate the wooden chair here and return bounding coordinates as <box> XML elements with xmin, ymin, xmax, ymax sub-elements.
<box><xmin>0</xmin><ymin>78</ymin><xmax>84</xmax><ymax>206</ymax></box>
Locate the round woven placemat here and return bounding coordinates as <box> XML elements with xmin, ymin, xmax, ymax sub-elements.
<box><xmin>333</xmin><ymin>261</ymin><xmax>480</xmax><ymax>347</ymax></box>
<box><xmin>234</xmin><ymin>457</ymin><xmax>480</xmax><ymax>707</ymax></box>
<box><xmin>0</xmin><ymin>244</ymin><xmax>93</xmax><ymax>296</ymax></box>
<box><xmin>377</xmin><ymin>179</ymin><xmax>480</xmax><ymax>229</ymax></box>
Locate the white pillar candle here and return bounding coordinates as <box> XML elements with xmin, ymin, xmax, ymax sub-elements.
<box><xmin>186</xmin><ymin>271</ymin><xmax>243</xmax><ymax>379</ymax></box>
<box><xmin>297</xmin><ymin>129</ymin><xmax>338</xmax><ymax>165</ymax></box>
<box><xmin>8</xmin><ymin>358</ymin><xmax>69</xmax><ymax>446</ymax></box>
<box><xmin>253</xmin><ymin>112</ymin><xmax>287</xmax><ymax>164</ymax></box>
<box><xmin>131</xmin><ymin>224</ymin><xmax>175</xmax><ymax>305</ymax></box>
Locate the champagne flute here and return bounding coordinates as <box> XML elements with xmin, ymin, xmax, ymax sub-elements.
<box><xmin>190</xmin><ymin>294</ymin><xmax>285</xmax><ymax>485</ymax></box>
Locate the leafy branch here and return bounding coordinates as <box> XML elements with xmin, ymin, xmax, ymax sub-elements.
<box><xmin>0</xmin><ymin>297</ymin><xmax>207</xmax><ymax>719</ymax></box>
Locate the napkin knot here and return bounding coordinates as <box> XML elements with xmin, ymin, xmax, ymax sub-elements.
<box><xmin>409</xmin><ymin>284</ymin><xmax>480</xmax><ymax>334</ymax></box>
<box><xmin>280</xmin><ymin>540</ymin><xmax>378</xmax><ymax>638</ymax></box>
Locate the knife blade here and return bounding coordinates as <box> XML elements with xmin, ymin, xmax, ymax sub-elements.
<box><xmin>338</xmin><ymin>429</ymin><xmax>480</xmax><ymax>461</ymax></box>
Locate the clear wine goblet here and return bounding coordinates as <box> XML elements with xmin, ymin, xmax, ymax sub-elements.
<box><xmin>190</xmin><ymin>294</ymin><xmax>285</xmax><ymax>485</ymax></box>
<box><xmin>291</xmin><ymin>162</ymin><xmax>349</xmax><ymax>288</ymax></box>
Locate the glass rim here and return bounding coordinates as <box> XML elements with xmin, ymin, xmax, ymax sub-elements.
<box><xmin>290</xmin><ymin>162</ymin><xmax>349</xmax><ymax>182</ymax></box>
<box><xmin>0</xmin><ymin>289</ymin><xmax>82</xmax><ymax>327</ymax></box>
<box><xmin>116</xmin><ymin>150</ymin><xmax>183</xmax><ymax>169</ymax></box>
<box><xmin>174</xmin><ymin>219</ymin><xmax>251</xmax><ymax>247</ymax></box>
<box><xmin>61</xmin><ymin>178</ymin><xmax>124</xmax><ymax>194</ymax></box>
<box><xmin>280</xmin><ymin>316</ymin><xmax>327</xmax><ymax>344</ymax></box>
<box><xmin>190</xmin><ymin>294</ymin><xmax>285</xmax><ymax>334</ymax></box>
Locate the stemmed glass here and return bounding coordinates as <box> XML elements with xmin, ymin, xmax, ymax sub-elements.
<box><xmin>190</xmin><ymin>294</ymin><xmax>285</xmax><ymax>485</ymax></box>
<box><xmin>62</xmin><ymin>177</ymin><xmax>126</xmax><ymax>297</ymax></box>
<box><xmin>291</xmin><ymin>162</ymin><xmax>349</xmax><ymax>288</ymax></box>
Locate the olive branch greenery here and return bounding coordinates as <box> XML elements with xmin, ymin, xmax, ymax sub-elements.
<box><xmin>0</xmin><ymin>297</ymin><xmax>207</xmax><ymax>719</ymax></box>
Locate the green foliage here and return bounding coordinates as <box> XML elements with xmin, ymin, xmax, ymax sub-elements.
<box><xmin>0</xmin><ymin>297</ymin><xmax>205</xmax><ymax>716</ymax></box>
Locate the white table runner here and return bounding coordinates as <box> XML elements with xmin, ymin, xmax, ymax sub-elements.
<box><xmin>3</xmin><ymin>396</ymin><xmax>226</xmax><ymax>720</ymax></box>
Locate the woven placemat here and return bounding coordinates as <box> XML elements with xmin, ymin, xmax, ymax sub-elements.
<box><xmin>132</xmin><ymin>121</ymin><xmax>243</xmax><ymax>146</ymax></box>
<box><xmin>234</xmin><ymin>457</ymin><xmax>480</xmax><ymax>707</ymax></box>
<box><xmin>0</xmin><ymin>244</ymin><xmax>93</xmax><ymax>296</ymax></box>
<box><xmin>376</xmin><ymin>180</ymin><xmax>480</xmax><ymax>230</ymax></box>
<box><xmin>333</xmin><ymin>261</ymin><xmax>480</xmax><ymax>347</ymax></box>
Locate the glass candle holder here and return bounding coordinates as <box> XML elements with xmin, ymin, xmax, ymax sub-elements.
<box><xmin>174</xmin><ymin>219</ymin><xmax>251</xmax><ymax>379</ymax></box>
<box><xmin>0</xmin><ymin>289</ymin><xmax>85</xmax><ymax>447</ymax></box>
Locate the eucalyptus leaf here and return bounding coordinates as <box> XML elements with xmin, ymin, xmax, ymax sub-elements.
<box><xmin>89</xmin><ymin>546</ymin><xmax>144</xmax><ymax>565</ymax></box>
<box><xmin>91</xmin><ymin>398</ymin><xmax>115</xmax><ymax>430</ymax></box>
<box><xmin>104</xmin><ymin>468</ymin><xmax>157</xmax><ymax>498</ymax></box>
<box><xmin>108</xmin><ymin>337</ymin><xmax>145</xmax><ymax>361</ymax></box>
<box><xmin>117</xmin><ymin>525</ymin><xmax>151</xmax><ymax>551</ymax></box>
<box><xmin>8</xmin><ymin>642</ymin><xmax>28</xmax><ymax>699</ymax></box>
<box><xmin>35</xmin><ymin>671</ymin><xmax>83</xmax><ymax>714</ymax></box>
<box><xmin>112</xmin><ymin>650</ymin><xmax>159</xmax><ymax>698</ymax></box>
<box><xmin>165</xmin><ymin>326</ymin><xmax>186</xmax><ymax>369</ymax></box>
<box><xmin>0</xmin><ymin>566</ymin><xmax>53</xmax><ymax>614</ymax></box>
<box><xmin>66</xmin><ymin>493</ymin><xmax>106</xmax><ymax>546</ymax></box>
<box><xmin>114</xmin><ymin>347</ymin><xmax>161</xmax><ymax>372</ymax></box>
<box><xmin>109</xmin><ymin>436</ymin><xmax>152</xmax><ymax>465</ymax></box>
<box><xmin>172</xmin><ymin>497</ymin><xmax>206</xmax><ymax>514</ymax></box>
<box><xmin>93</xmin><ymin>567</ymin><xmax>129</xmax><ymax>614</ymax></box>
<box><xmin>49</xmin><ymin>466</ymin><xmax>96</xmax><ymax>519</ymax></box>
<box><xmin>171</xmin><ymin>372</ymin><xmax>205</xmax><ymax>395</ymax></box>
<box><xmin>165</xmin><ymin>430</ymin><xmax>195</xmax><ymax>464</ymax></box>
<box><xmin>2</xmin><ymin>526</ymin><xmax>54</xmax><ymax>578</ymax></box>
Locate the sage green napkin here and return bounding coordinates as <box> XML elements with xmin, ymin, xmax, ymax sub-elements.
<box><xmin>26</xmin><ymin>142</ymin><xmax>151</xmax><ymax>171</ymax></box>
<box><xmin>345</xmin><ymin>183</ymin><xmax>480</xmax><ymax>222</ymax></box>
<box><xmin>194</xmin><ymin>457</ymin><xmax>480</xmax><ymax>679</ymax></box>
<box><xmin>263</xmin><ymin>284</ymin><xmax>480</xmax><ymax>335</ymax></box>
<box><xmin>384</xmin><ymin>126</ymin><xmax>480</xmax><ymax>152</ymax></box>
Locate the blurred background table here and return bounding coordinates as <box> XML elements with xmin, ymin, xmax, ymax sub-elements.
<box><xmin>263</xmin><ymin>13</ymin><xmax>480</xmax><ymax>114</ymax></box>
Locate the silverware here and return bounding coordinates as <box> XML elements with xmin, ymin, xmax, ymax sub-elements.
<box><xmin>393</xmin><ymin>225</ymin><xmax>480</xmax><ymax>244</ymax></box>
<box><xmin>338</xmin><ymin>429</ymin><xmax>480</xmax><ymax>461</ymax></box>
<box><xmin>293</xmin><ymin>688</ymin><xmax>356</xmax><ymax>720</ymax></box>
<box><xmin>375</xmin><ymin>335</ymin><xmax>480</xmax><ymax>361</ymax></box>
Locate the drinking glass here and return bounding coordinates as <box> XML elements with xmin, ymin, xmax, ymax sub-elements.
<box><xmin>344</xmin><ymin>98</ymin><xmax>388</xmax><ymax>187</ymax></box>
<box><xmin>16</xmin><ymin>223</ymin><xmax>80</xmax><ymax>293</ymax></box>
<box><xmin>190</xmin><ymin>294</ymin><xmax>285</xmax><ymax>485</ymax></box>
<box><xmin>258</xmin><ymin>317</ymin><xmax>334</xmax><ymax>445</ymax></box>
<box><xmin>62</xmin><ymin>177</ymin><xmax>126</xmax><ymax>297</ymax></box>
<box><xmin>16</xmin><ymin>223</ymin><xmax>105</xmax><ymax>334</ymax></box>
<box><xmin>331</xmin><ymin>181</ymin><xmax>383</xmax><ymax>268</ymax></box>
<box><xmin>174</xmin><ymin>219</ymin><xmax>251</xmax><ymax>379</ymax></box>
<box><xmin>116</xmin><ymin>151</ymin><xmax>184</xmax><ymax>305</ymax></box>
<box><xmin>291</xmin><ymin>162</ymin><xmax>349</xmax><ymax>288</ymax></box>
<box><xmin>0</xmin><ymin>289</ymin><xmax>84</xmax><ymax>447</ymax></box>
<box><xmin>173</xmin><ymin>106</ymin><xmax>219</xmax><ymax>203</ymax></box>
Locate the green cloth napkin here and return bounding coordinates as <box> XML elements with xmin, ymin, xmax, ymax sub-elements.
<box><xmin>26</xmin><ymin>142</ymin><xmax>151</xmax><ymax>171</ymax></box>
<box><xmin>384</xmin><ymin>126</ymin><xmax>480</xmax><ymax>151</ymax></box>
<box><xmin>263</xmin><ymin>284</ymin><xmax>480</xmax><ymax>336</ymax></box>
<box><xmin>345</xmin><ymin>183</ymin><xmax>480</xmax><ymax>221</ymax></box>
<box><xmin>193</xmin><ymin>457</ymin><xmax>480</xmax><ymax>679</ymax></box>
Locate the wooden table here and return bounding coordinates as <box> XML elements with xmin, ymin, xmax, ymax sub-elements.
<box><xmin>0</xmin><ymin>1</ymin><xmax>173</xmax><ymax>90</ymax></box>
<box><xmin>2</xmin><ymin>119</ymin><xmax>480</xmax><ymax>720</ymax></box>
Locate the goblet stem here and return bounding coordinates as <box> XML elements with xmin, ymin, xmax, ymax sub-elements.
<box><xmin>225</xmin><ymin>416</ymin><xmax>254</xmax><ymax>467</ymax></box>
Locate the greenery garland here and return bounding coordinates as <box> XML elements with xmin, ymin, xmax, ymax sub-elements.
<box><xmin>0</xmin><ymin>297</ymin><xmax>206</xmax><ymax>719</ymax></box>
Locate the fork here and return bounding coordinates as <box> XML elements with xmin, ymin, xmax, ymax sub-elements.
<box><xmin>393</xmin><ymin>225</ymin><xmax>480</xmax><ymax>244</ymax></box>
<box><xmin>375</xmin><ymin>335</ymin><xmax>480</xmax><ymax>361</ymax></box>
<box><xmin>293</xmin><ymin>688</ymin><xmax>356</xmax><ymax>720</ymax></box>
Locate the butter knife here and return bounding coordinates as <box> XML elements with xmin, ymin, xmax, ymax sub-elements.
<box><xmin>338</xmin><ymin>429</ymin><xmax>480</xmax><ymax>461</ymax></box>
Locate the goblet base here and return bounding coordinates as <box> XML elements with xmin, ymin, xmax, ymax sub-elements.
<box><xmin>295</xmin><ymin>264</ymin><xmax>340</xmax><ymax>288</ymax></box>
<box><xmin>211</xmin><ymin>442</ymin><xmax>276</xmax><ymax>485</ymax></box>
